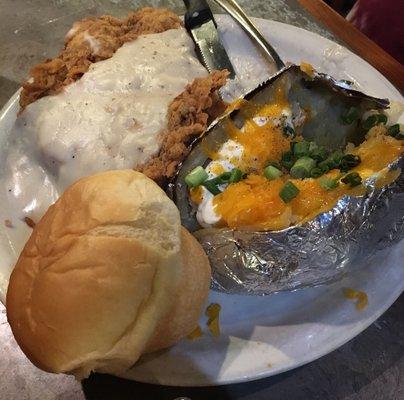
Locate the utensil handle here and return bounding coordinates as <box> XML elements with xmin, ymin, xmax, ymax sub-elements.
<box><xmin>184</xmin><ymin>0</ymin><xmax>215</xmax><ymax>29</ymax></box>
<box><xmin>212</xmin><ymin>0</ymin><xmax>285</xmax><ymax>70</ymax></box>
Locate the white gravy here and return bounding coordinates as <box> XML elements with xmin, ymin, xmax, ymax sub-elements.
<box><xmin>2</xmin><ymin>28</ymin><xmax>207</xmax><ymax>222</ymax></box>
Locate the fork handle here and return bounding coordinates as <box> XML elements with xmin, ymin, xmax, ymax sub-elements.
<box><xmin>184</xmin><ymin>0</ymin><xmax>215</xmax><ymax>29</ymax></box>
<box><xmin>212</xmin><ymin>0</ymin><xmax>285</xmax><ymax>70</ymax></box>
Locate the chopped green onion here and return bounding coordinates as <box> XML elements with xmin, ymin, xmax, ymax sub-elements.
<box><xmin>203</xmin><ymin>180</ymin><xmax>221</xmax><ymax>195</ymax></box>
<box><xmin>341</xmin><ymin>106</ymin><xmax>360</xmax><ymax>125</ymax></box>
<box><xmin>279</xmin><ymin>181</ymin><xmax>300</xmax><ymax>203</ymax></box>
<box><xmin>264</xmin><ymin>165</ymin><xmax>283</xmax><ymax>180</ymax></box>
<box><xmin>310</xmin><ymin>167</ymin><xmax>323</xmax><ymax>178</ymax></box>
<box><xmin>339</xmin><ymin>154</ymin><xmax>361</xmax><ymax>172</ymax></box>
<box><xmin>362</xmin><ymin>114</ymin><xmax>378</xmax><ymax>130</ymax></box>
<box><xmin>318</xmin><ymin>150</ymin><xmax>344</xmax><ymax>172</ymax></box>
<box><xmin>330</xmin><ymin>150</ymin><xmax>344</xmax><ymax>164</ymax></box>
<box><xmin>268</xmin><ymin>161</ymin><xmax>283</xmax><ymax>170</ymax></box>
<box><xmin>283</xmin><ymin>125</ymin><xmax>296</xmax><ymax>138</ymax></box>
<box><xmin>282</xmin><ymin>151</ymin><xmax>293</xmax><ymax>160</ymax></box>
<box><xmin>281</xmin><ymin>151</ymin><xmax>295</xmax><ymax>170</ymax></box>
<box><xmin>212</xmin><ymin>171</ymin><xmax>232</xmax><ymax>185</ymax></box>
<box><xmin>203</xmin><ymin>170</ymin><xmax>239</xmax><ymax>193</ymax></box>
<box><xmin>290</xmin><ymin>156</ymin><xmax>316</xmax><ymax>179</ymax></box>
<box><xmin>319</xmin><ymin>163</ymin><xmax>330</xmax><ymax>173</ymax></box>
<box><xmin>292</xmin><ymin>141</ymin><xmax>310</xmax><ymax>158</ymax></box>
<box><xmin>318</xmin><ymin>160</ymin><xmax>333</xmax><ymax>172</ymax></box>
<box><xmin>282</xmin><ymin>160</ymin><xmax>295</xmax><ymax>170</ymax></box>
<box><xmin>319</xmin><ymin>177</ymin><xmax>339</xmax><ymax>190</ymax></box>
<box><xmin>362</xmin><ymin>113</ymin><xmax>387</xmax><ymax>130</ymax></box>
<box><xmin>229</xmin><ymin>168</ymin><xmax>243</xmax><ymax>183</ymax></box>
<box><xmin>341</xmin><ymin>172</ymin><xmax>362</xmax><ymax>188</ymax></box>
<box><xmin>376</xmin><ymin>114</ymin><xmax>388</xmax><ymax>125</ymax></box>
<box><xmin>310</xmin><ymin>146</ymin><xmax>329</xmax><ymax>162</ymax></box>
<box><xmin>388</xmin><ymin>124</ymin><xmax>401</xmax><ymax>138</ymax></box>
<box><xmin>185</xmin><ymin>166</ymin><xmax>208</xmax><ymax>188</ymax></box>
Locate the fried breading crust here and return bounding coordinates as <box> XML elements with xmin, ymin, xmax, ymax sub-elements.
<box><xmin>140</xmin><ymin>70</ymin><xmax>229</xmax><ymax>185</ymax></box>
<box><xmin>19</xmin><ymin>8</ymin><xmax>228</xmax><ymax>185</ymax></box>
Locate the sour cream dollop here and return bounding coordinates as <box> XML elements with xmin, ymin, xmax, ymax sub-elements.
<box><xmin>196</xmin><ymin>106</ymin><xmax>301</xmax><ymax>228</ymax></box>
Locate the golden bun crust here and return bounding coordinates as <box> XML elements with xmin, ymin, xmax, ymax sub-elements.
<box><xmin>6</xmin><ymin>170</ymin><xmax>182</xmax><ymax>379</ymax></box>
<box><xmin>146</xmin><ymin>227</ymin><xmax>211</xmax><ymax>352</ymax></box>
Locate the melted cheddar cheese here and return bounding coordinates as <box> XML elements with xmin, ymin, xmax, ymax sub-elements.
<box><xmin>225</xmin><ymin>118</ymin><xmax>290</xmax><ymax>171</ymax></box>
<box><xmin>195</xmin><ymin>77</ymin><xmax>403</xmax><ymax>231</ymax></box>
<box><xmin>212</xmin><ymin>133</ymin><xmax>402</xmax><ymax>230</ymax></box>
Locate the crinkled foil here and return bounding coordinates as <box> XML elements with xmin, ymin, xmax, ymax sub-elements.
<box><xmin>194</xmin><ymin>158</ymin><xmax>403</xmax><ymax>295</ymax></box>
<box><xmin>172</xmin><ymin>65</ymin><xmax>403</xmax><ymax>295</ymax></box>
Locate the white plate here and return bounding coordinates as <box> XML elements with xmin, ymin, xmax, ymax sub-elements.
<box><xmin>0</xmin><ymin>16</ymin><xmax>403</xmax><ymax>386</ymax></box>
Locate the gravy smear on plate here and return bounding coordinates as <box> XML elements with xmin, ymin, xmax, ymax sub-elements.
<box><xmin>3</xmin><ymin>28</ymin><xmax>207</xmax><ymax>222</ymax></box>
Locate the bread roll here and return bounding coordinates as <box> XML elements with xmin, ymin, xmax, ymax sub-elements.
<box><xmin>6</xmin><ymin>170</ymin><xmax>210</xmax><ymax>379</ymax></box>
<box><xmin>146</xmin><ymin>227</ymin><xmax>211</xmax><ymax>352</ymax></box>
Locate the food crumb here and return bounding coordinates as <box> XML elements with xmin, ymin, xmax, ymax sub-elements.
<box><xmin>267</xmin><ymin>363</ymin><xmax>272</xmax><ymax>368</ymax></box>
<box><xmin>187</xmin><ymin>325</ymin><xmax>203</xmax><ymax>340</ymax></box>
<box><xmin>205</xmin><ymin>303</ymin><xmax>221</xmax><ymax>337</ymax></box>
<box><xmin>343</xmin><ymin>287</ymin><xmax>368</xmax><ymax>310</ymax></box>
<box><xmin>300</xmin><ymin>62</ymin><xmax>315</xmax><ymax>77</ymax></box>
<box><xmin>24</xmin><ymin>217</ymin><xmax>36</xmax><ymax>228</ymax></box>
<box><xmin>189</xmin><ymin>186</ymin><xmax>203</xmax><ymax>205</ymax></box>
<box><xmin>4</xmin><ymin>219</ymin><xmax>13</xmax><ymax>228</ymax></box>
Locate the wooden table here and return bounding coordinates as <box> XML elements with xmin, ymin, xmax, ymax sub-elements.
<box><xmin>298</xmin><ymin>0</ymin><xmax>404</xmax><ymax>91</ymax></box>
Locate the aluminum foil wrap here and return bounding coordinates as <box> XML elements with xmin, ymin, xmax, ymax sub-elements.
<box><xmin>193</xmin><ymin>158</ymin><xmax>404</xmax><ymax>294</ymax></box>
<box><xmin>172</xmin><ymin>65</ymin><xmax>404</xmax><ymax>295</ymax></box>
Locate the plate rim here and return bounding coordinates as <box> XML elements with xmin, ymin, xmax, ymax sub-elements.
<box><xmin>127</xmin><ymin>16</ymin><xmax>404</xmax><ymax>386</ymax></box>
<box><xmin>125</xmin><ymin>275</ymin><xmax>404</xmax><ymax>387</ymax></box>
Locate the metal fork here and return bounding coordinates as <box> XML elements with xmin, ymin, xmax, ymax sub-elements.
<box><xmin>212</xmin><ymin>0</ymin><xmax>285</xmax><ymax>70</ymax></box>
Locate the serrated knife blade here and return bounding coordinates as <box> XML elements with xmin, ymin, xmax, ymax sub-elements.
<box><xmin>184</xmin><ymin>0</ymin><xmax>236</xmax><ymax>78</ymax></box>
